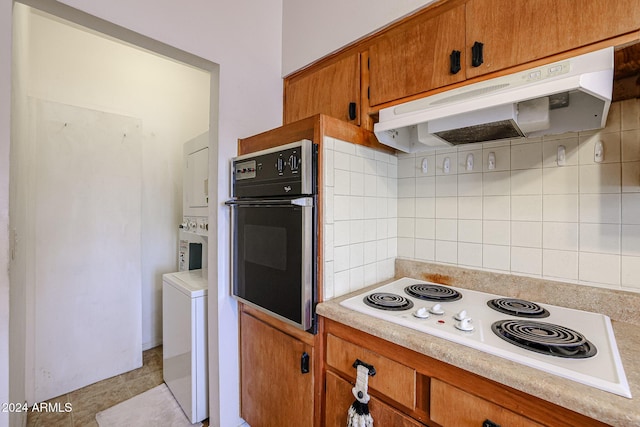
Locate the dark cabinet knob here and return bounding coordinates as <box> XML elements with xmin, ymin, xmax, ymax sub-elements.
<box><xmin>450</xmin><ymin>50</ymin><xmax>461</xmax><ymax>74</ymax></box>
<box><xmin>482</xmin><ymin>419</ymin><xmax>500</xmax><ymax>427</ymax></box>
<box><xmin>348</xmin><ymin>102</ymin><xmax>357</xmax><ymax>120</ymax></box>
<box><xmin>472</xmin><ymin>41</ymin><xmax>484</xmax><ymax>67</ymax></box>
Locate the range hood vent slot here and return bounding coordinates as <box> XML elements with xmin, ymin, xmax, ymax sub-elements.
<box><xmin>434</xmin><ymin>120</ymin><xmax>523</xmax><ymax>145</ymax></box>
<box><xmin>374</xmin><ymin>48</ymin><xmax>614</xmax><ymax>153</ymax></box>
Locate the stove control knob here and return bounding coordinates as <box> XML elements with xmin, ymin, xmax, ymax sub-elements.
<box><xmin>455</xmin><ymin>317</ymin><xmax>474</xmax><ymax>332</ymax></box>
<box><xmin>413</xmin><ymin>307</ymin><xmax>430</xmax><ymax>319</ymax></box>
<box><xmin>429</xmin><ymin>303</ymin><xmax>445</xmax><ymax>315</ymax></box>
<box><xmin>454</xmin><ymin>310</ymin><xmax>468</xmax><ymax>321</ymax></box>
<box><xmin>289</xmin><ymin>154</ymin><xmax>299</xmax><ymax>171</ymax></box>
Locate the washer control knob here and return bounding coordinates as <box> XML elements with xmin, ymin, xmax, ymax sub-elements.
<box><xmin>413</xmin><ymin>307</ymin><xmax>430</xmax><ymax>319</ymax></box>
<box><xmin>454</xmin><ymin>310</ymin><xmax>468</xmax><ymax>321</ymax></box>
<box><xmin>429</xmin><ymin>303</ymin><xmax>445</xmax><ymax>315</ymax></box>
<box><xmin>455</xmin><ymin>317</ymin><xmax>474</xmax><ymax>332</ymax></box>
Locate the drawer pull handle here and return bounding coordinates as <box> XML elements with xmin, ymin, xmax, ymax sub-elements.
<box><xmin>352</xmin><ymin>359</ymin><xmax>376</xmax><ymax>376</ymax></box>
<box><xmin>482</xmin><ymin>419</ymin><xmax>500</xmax><ymax>427</ymax></box>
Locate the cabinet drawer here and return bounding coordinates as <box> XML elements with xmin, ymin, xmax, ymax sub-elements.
<box><xmin>325</xmin><ymin>371</ymin><xmax>423</xmax><ymax>427</ymax></box>
<box><xmin>326</xmin><ymin>334</ymin><xmax>416</xmax><ymax>409</ymax></box>
<box><xmin>431</xmin><ymin>378</ymin><xmax>543</xmax><ymax>427</ymax></box>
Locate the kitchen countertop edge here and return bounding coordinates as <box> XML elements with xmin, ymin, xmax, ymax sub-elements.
<box><xmin>317</xmin><ymin>285</ymin><xmax>640</xmax><ymax>427</ymax></box>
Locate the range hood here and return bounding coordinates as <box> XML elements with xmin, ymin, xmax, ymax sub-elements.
<box><xmin>374</xmin><ymin>47</ymin><xmax>614</xmax><ymax>153</ymax></box>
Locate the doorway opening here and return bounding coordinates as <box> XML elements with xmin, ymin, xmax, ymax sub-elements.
<box><xmin>9</xmin><ymin>0</ymin><xmax>219</xmax><ymax>414</ymax></box>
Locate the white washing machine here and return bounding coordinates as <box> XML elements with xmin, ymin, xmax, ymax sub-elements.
<box><xmin>162</xmin><ymin>268</ymin><xmax>208</xmax><ymax>423</ymax></box>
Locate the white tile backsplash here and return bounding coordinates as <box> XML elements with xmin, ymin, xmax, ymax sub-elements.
<box><xmin>324</xmin><ymin>137</ymin><xmax>398</xmax><ymax>297</ymax></box>
<box><xmin>323</xmin><ymin>100</ymin><xmax>640</xmax><ymax>299</ymax></box>
<box><xmin>511</xmin><ymin>246</ymin><xmax>542</xmax><ymax>276</ymax></box>
<box><xmin>622</xmin><ymin>161</ymin><xmax>640</xmax><ymax>192</ymax></box>
<box><xmin>511</xmin><ymin>141</ymin><xmax>542</xmax><ymax>170</ymax></box>
<box><xmin>543</xmin><ymin>249</ymin><xmax>578</xmax><ymax>280</ymax></box>
<box><xmin>579</xmin><ymin>194</ymin><xmax>621</xmax><ymax>224</ymax></box>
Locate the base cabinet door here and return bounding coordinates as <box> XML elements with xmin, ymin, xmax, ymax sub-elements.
<box><xmin>240</xmin><ymin>311</ymin><xmax>314</xmax><ymax>427</ymax></box>
<box><xmin>325</xmin><ymin>371</ymin><xmax>424</xmax><ymax>427</ymax></box>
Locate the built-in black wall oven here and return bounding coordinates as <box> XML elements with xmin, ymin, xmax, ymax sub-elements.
<box><xmin>226</xmin><ymin>139</ymin><xmax>317</xmax><ymax>332</ymax></box>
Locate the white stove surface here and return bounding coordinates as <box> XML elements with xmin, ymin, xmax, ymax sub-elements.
<box><xmin>340</xmin><ymin>277</ymin><xmax>631</xmax><ymax>398</ymax></box>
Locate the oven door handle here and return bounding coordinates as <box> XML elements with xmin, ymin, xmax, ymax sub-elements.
<box><xmin>224</xmin><ymin>197</ymin><xmax>314</xmax><ymax>207</ymax></box>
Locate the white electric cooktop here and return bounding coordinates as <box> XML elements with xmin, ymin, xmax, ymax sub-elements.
<box><xmin>340</xmin><ymin>277</ymin><xmax>631</xmax><ymax>398</ymax></box>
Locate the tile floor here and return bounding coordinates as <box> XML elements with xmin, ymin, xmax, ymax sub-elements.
<box><xmin>26</xmin><ymin>346</ymin><xmax>209</xmax><ymax>426</ymax></box>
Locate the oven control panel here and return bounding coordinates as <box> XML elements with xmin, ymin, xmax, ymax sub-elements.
<box><xmin>231</xmin><ymin>139</ymin><xmax>316</xmax><ymax>197</ymax></box>
<box><xmin>235</xmin><ymin>160</ymin><xmax>257</xmax><ymax>180</ymax></box>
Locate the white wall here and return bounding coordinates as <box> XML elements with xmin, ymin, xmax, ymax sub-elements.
<box><xmin>0</xmin><ymin>1</ymin><xmax>12</xmax><ymax>426</ymax></box>
<box><xmin>3</xmin><ymin>1</ymin><xmax>284</xmax><ymax>427</ymax></box>
<box><xmin>282</xmin><ymin>0</ymin><xmax>435</xmax><ymax>75</ymax></box>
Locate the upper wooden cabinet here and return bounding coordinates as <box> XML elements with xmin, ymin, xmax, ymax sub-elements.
<box><xmin>284</xmin><ymin>54</ymin><xmax>360</xmax><ymax>125</ymax></box>
<box><xmin>283</xmin><ymin>0</ymin><xmax>640</xmax><ymax>127</ymax></box>
<box><xmin>369</xmin><ymin>3</ymin><xmax>467</xmax><ymax>106</ymax></box>
<box><xmin>465</xmin><ymin>0</ymin><xmax>640</xmax><ymax>79</ymax></box>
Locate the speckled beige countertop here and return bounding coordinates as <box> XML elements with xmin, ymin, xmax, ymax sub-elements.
<box><xmin>316</xmin><ymin>260</ymin><xmax>640</xmax><ymax>427</ymax></box>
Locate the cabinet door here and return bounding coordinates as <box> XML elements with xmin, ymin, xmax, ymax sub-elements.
<box><xmin>369</xmin><ymin>4</ymin><xmax>466</xmax><ymax>106</ymax></box>
<box><xmin>240</xmin><ymin>312</ymin><xmax>314</xmax><ymax>427</ymax></box>
<box><xmin>325</xmin><ymin>371</ymin><xmax>423</xmax><ymax>427</ymax></box>
<box><xmin>284</xmin><ymin>54</ymin><xmax>360</xmax><ymax>124</ymax></box>
<box><xmin>465</xmin><ymin>0</ymin><xmax>640</xmax><ymax>79</ymax></box>
<box><xmin>431</xmin><ymin>378</ymin><xmax>544</xmax><ymax>427</ymax></box>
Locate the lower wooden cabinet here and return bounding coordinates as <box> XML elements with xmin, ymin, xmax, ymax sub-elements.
<box><xmin>323</xmin><ymin>318</ymin><xmax>608</xmax><ymax>427</ymax></box>
<box><xmin>325</xmin><ymin>371</ymin><xmax>424</xmax><ymax>427</ymax></box>
<box><xmin>431</xmin><ymin>378</ymin><xmax>543</xmax><ymax>427</ymax></box>
<box><xmin>240</xmin><ymin>310</ymin><xmax>314</xmax><ymax>427</ymax></box>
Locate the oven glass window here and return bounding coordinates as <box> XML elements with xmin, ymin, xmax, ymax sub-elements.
<box><xmin>244</xmin><ymin>225</ymin><xmax>287</xmax><ymax>271</ymax></box>
<box><xmin>233</xmin><ymin>204</ymin><xmax>306</xmax><ymax>324</ymax></box>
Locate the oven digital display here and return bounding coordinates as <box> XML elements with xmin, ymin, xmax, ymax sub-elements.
<box><xmin>235</xmin><ymin>160</ymin><xmax>256</xmax><ymax>180</ymax></box>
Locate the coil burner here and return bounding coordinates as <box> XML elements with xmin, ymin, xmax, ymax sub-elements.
<box><xmin>487</xmin><ymin>298</ymin><xmax>550</xmax><ymax>318</ymax></box>
<box><xmin>364</xmin><ymin>292</ymin><xmax>414</xmax><ymax>311</ymax></box>
<box><xmin>491</xmin><ymin>319</ymin><xmax>597</xmax><ymax>359</ymax></box>
<box><xmin>404</xmin><ymin>283</ymin><xmax>462</xmax><ymax>302</ymax></box>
